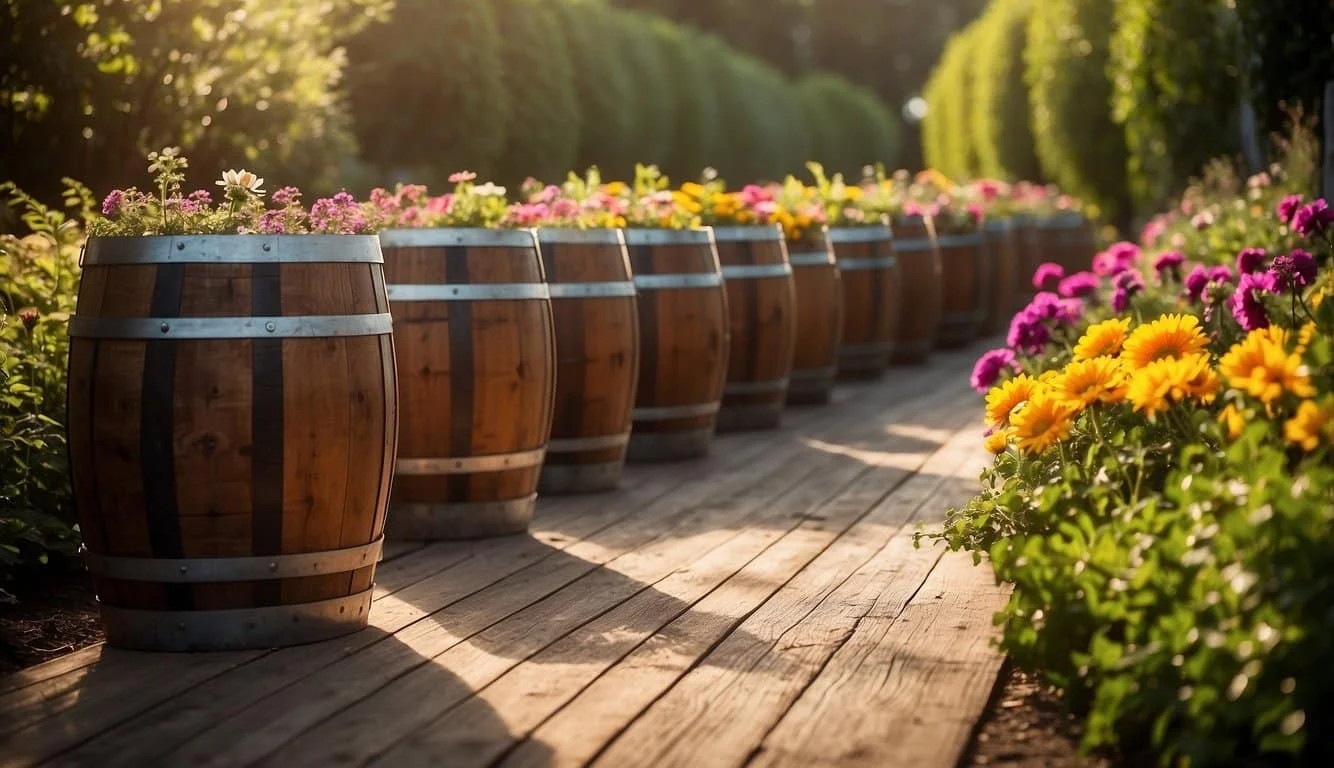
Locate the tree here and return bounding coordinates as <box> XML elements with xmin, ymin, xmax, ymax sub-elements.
<box><xmin>969</xmin><ymin>0</ymin><xmax>1042</xmax><ymax>182</ymax></box>
<box><xmin>922</xmin><ymin>21</ymin><xmax>982</xmax><ymax>181</ymax></box>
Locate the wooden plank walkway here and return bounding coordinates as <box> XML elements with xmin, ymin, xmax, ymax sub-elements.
<box><xmin>0</xmin><ymin>345</ymin><xmax>1009</xmax><ymax>768</ymax></box>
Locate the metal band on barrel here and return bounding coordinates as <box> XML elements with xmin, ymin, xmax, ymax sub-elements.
<box><xmin>547</xmin><ymin>282</ymin><xmax>637</xmax><ymax>299</ymax></box>
<box><xmin>546</xmin><ymin>433</ymin><xmax>632</xmax><ymax>453</ymax></box>
<box><xmin>83</xmin><ymin>537</ymin><xmax>384</xmax><ymax>583</ymax></box>
<box><xmin>395</xmin><ymin>447</ymin><xmax>547</xmax><ymax>475</ymax></box>
<box><xmin>82</xmin><ymin>235</ymin><xmax>384</xmax><ymax>265</ymax></box>
<box><xmin>892</xmin><ymin>239</ymin><xmax>935</xmax><ymax>253</ymax></box>
<box><xmin>724</xmin><ymin>378</ymin><xmax>789</xmax><ymax>395</ymax></box>
<box><xmin>537</xmin><ymin>228</ymin><xmax>627</xmax><ymax>246</ymax></box>
<box><xmin>837</xmin><ymin>255</ymin><xmax>897</xmax><ymax>271</ymax></box>
<box><xmin>790</xmin><ymin>366</ymin><xmax>837</xmax><ymax>382</ymax></box>
<box><xmin>633</xmin><ymin>401</ymin><xmax>721</xmax><ymax>421</ymax></box>
<box><xmin>633</xmin><ymin>273</ymin><xmax>724</xmax><ymax>290</ymax></box>
<box><xmin>387</xmin><ymin>284</ymin><xmax>550</xmax><ymax>302</ymax></box>
<box><xmin>935</xmin><ymin>234</ymin><xmax>984</xmax><ymax>248</ymax></box>
<box><xmin>787</xmin><ymin>252</ymin><xmax>836</xmax><ymax>267</ymax></box>
<box><xmin>710</xmin><ymin>225</ymin><xmax>784</xmax><ymax>243</ymax></box>
<box><xmin>826</xmin><ymin>227</ymin><xmax>893</xmax><ymax>244</ymax></box>
<box><xmin>721</xmin><ymin>263</ymin><xmax>792</xmax><ymax>280</ymax></box>
<box><xmin>379</xmin><ymin>228</ymin><xmax>538</xmax><ymax>249</ymax></box>
<box><xmin>622</xmin><ymin>229</ymin><xmax>716</xmax><ymax>247</ymax></box>
<box><xmin>841</xmin><ymin>341</ymin><xmax>897</xmax><ymax>355</ymax></box>
<box><xmin>69</xmin><ymin>313</ymin><xmax>392</xmax><ymax>340</ymax></box>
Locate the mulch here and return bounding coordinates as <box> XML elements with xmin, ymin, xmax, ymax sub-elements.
<box><xmin>0</xmin><ymin>567</ymin><xmax>103</xmax><ymax>678</ymax></box>
<box><xmin>962</xmin><ymin>662</ymin><xmax>1112</xmax><ymax>768</ymax></box>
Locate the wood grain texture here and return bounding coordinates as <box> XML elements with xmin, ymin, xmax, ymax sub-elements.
<box><xmin>833</xmin><ymin>234</ymin><xmax>901</xmax><ymax>378</ymax></box>
<box><xmin>936</xmin><ymin>238</ymin><xmax>988</xmax><ymax>348</ymax></box>
<box><xmin>889</xmin><ymin>217</ymin><xmax>943</xmax><ymax>364</ymax></box>
<box><xmin>788</xmin><ymin>233</ymin><xmax>843</xmax><ymax>403</ymax></box>
<box><xmin>981</xmin><ymin>224</ymin><xmax>1019</xmax><ymax>336</ymax></box>
<box><xmin>715</xmin><ymin>234</ymin><xmax>796</xmax><ymax>422</ymax></box>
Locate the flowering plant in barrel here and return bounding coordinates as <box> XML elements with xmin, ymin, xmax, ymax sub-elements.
<box><xmin>366</xmin><ymin>171</ymin><xmax>510</xmax><ymax>229</ymax></box>
<box><xmin>935</xmin><ymin>173</ymin><xmax>1334</xmax><ymax>763</ymax></box>
<box><xmin>612</xmin><ymin>164</ymin><xmax>702</xmax><ymax>230</ymax></box>
<box><xmin>507</xmin><ymin>168</ymin><xmax>628</xmax><ymax>229</ymax></box>
<box><xmin>801</xmin><ymin>162</ymin><xmax>876</xmax><ymax>227</ymax></box>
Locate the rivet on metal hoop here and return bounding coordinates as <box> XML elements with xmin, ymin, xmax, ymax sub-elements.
<box><xmin>176</xmin><ymin>242</ymin><xmax>186</xmax><ymax>251</ymax></box>
<box><xmin>176</xmin><ymin>622</ymin><xmax>187</xmax><ymax>631</ymax></box>
<box><xmin>178</xmin><ymin>565</ymin><xmax>188</xmax><ymax>575</ymax></box>
<box><xmin>261</xmin><ymin>243</ymin><xmax>272</xmax><ymax>252</ymax></box>
<box><xmin>264</xmin><ymin>321</ymin><xmax>276</xmax><ymax>333</ymax></box>
<box><xmin>268</xmin><ymin>561</ymin><xmax>278</xmax><ymax>571</ymax></box>
<box><xmin>159</xmin><ymin>322</ymin><xmax>170</xmax><ymax>333</ymax></box>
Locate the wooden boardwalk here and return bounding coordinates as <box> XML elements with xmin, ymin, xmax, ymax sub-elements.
<box><xmin>0</xmin><ymin>345</ymin><xmax>1009</xmax><ymax>768</ymax></box>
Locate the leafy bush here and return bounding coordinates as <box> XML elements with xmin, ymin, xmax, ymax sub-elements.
<box><xmin>492</xmin><ymin>0</ymin><xmax>582</xmax><ymax>186</ymax></box>
<box><xmin>1109</xmin><ymin>0</ymin><xmax>1242</xmax><ymax>214</ymax></box>
<box><xmin>606</xmin><ymin>7</ymin><xmax>677</xmax><ymax>175</ymax></box>
<box><xmin>922</xmin><ymin>22</ymin><xmax>982</xmax><ymax>181</ymax></box>
<box><xmin>797</xmin><ymin>74</ymin><xmax>897</xmax><ymax>179</ymax></box>
<box><xmin>344</xmin><ymin>0</ymin><xmax>511</xmax><ymax>185</ymax></box>
<box><xmin>730</xmin><ymin>56</ymin><xmax>812</xmax><ymax>181</ymax></box>
<box><xmin>969</xmin><ymin>0</ymin><xmax>1042</xmax><ymax>182</ymax></box>
<box><xmin>1024</xmin><ymin>0</ymin><xmax>1129</xmax><ymax>221</ymax></box>
<box><xmin>651</xmin><ymin>19</ymin><xmax>723</xmax><ymax>180</ymax></box>
<box><xmin>550</xmin><ymin>0</ymin><xmax>638</xmax><ymax>178</ymax></box>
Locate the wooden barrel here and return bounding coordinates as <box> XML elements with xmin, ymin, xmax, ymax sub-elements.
<box><xmin>935</xmin><ymin>230</ymin><xmax>989</xmax><ymax>348</ymax></box>
<box><xmin>889</xmin><ymin>215</ymin><xmax>942</xmax><ymax>364</ymax></box>
<box><xmin>381</xmin><ymin>228</ymin><xmax>555</xmax><ymax>539</ymax></box>
<box><xmin>1011</xmin><ymin>214</ymin><xmax>1041</xmax><ymax>311</ymax></box>
<box><xmin>1054</xmin><ymin>213</ymin><xmax>1096</xmax><ymax>274</ymax></box>
<box><xmin>536</xmin><ymin>228</ymin><xmax>639</xmax><ymax>494</ymax></box>
<box><xmin>981</xmin><ymin>217</ymin><xmax>1019</xmax><ymax>336</ymax></box>
<box><xmin>786</xmin><ymin>228</ymin><xmax>843</xmax><ymax>405</ymax></box>
<box><xmin>831</xmin><ymin>224</ymin><xmax>900</xmax><ymax>378</ymax></box>
<box><xmin>624</xmin><ymin>228</ymin><xmax>729</xmax><ymax>461</ymax></box>
<box><xmin>712</xmin><ymin>225</ymin><xmax>796</xmax><ymax>431</ymax></box>
<box><xmin>67</xmin><ymin>235</ymin><xmax>397</xmax><ymax>651</ymax></box>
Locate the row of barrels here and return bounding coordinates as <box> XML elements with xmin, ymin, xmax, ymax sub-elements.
<box><xmin>66</xmin><ymin>213</ymin><xmax>1093</xmax><ymax>651</ymax></box>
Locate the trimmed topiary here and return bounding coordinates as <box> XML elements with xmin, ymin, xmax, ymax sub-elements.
<box><xmin>969</xmin><ymin>0</ymin><xmax>1042</xmax><ymax>182</ymax></box>
<box><xmin>552</xmin><ymin>0</ymin><xmax>638</xmax><ymax>177</ymax></box>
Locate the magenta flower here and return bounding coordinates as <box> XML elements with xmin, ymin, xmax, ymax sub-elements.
<box><xmin>1229</xmin><ymin>272</ymin><xmax>1273</xmax><ymax>330</ymax></box>
<box><xmin>1208</xmin><ymin>265</ymin><xmax>1236</xmax><ymax>285</ymax></box>
<box><xmin>1184</xmin><ymin>265</ymin><xmax>1211</xmax><ymax>302</ymax></box>
<box><xmin>101</xmin><ymin>189</ymin><xmax>125</xmax><ymax>216</ymax></box>
<box><xmin>1235</xmin><ymin>247</ymin><xmax>1268</xmax><ymax>275</ymax></box>
<box><xmin>1277</xmin><ymin>194</ymin><xmax>1304</xmax><ymax>224</ymax></box>
<box><xmin>1058</xmin><ymin>272</ymin><xmax>1099</xmax><ymax>298</ymax></box>
<box><xmin>1006</xmin><ymin>309</ymin><xmax>1050</xmax><ymax>355</ymax></box>
<box><xmin>1153</xmin><ymin>250</ymin><xmax>1184</xmax><ymax>281</ymax></box>
<box><xmin>1093</xmin><ymin>241</ymin><xmax>1139</xmax><ymax>276</ymax></box>
<box><xmin>270</xmin><ymin>186</ymin><xmax>301</xmax><ymax>206</ymax></box>
<box><xmin>970</xmin><ymin>348</ymin><xmax>1017</xmax><ymax>393</ymax></box>
<box><xmin>257</xmin><ymin>210</ymin><xmax>287</xmax><ymax>234</ymax></box>
<box><xmin>1269</xmin><ymin>249</ymin><xmax>1317</xmax><ymax>291</ymax></box>
<box><xmin>188</xmin><ymin>189</ymin><xmax>213</xmax><ymax>204</ymax></box>
<box><xmin>1111</xmin><ymin>270</ymin><xmax>1144</xmax><ymax>313</ymax></box>
<box><xmin>1031</xmin><ymin>262</ymin><xmax>1064</xmax><ymax>291</ymax></box>
<box><xmin>1291</xmin><ymin>199</ymin><xmax>1333</xmax><ymax>237</ymax></box>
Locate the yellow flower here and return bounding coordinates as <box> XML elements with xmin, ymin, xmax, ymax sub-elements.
<box><xmin>1121</xmin><ymin>314</ymin><xmax>1210</xmax><ymax>369</ymax></box>
<box><xmin>985</xmin><ymin>374</ymin><xmax>1037</xmax><ymax>429</ymax></box>
<box><xmin>1219</xmin><ymin>403</ymin><xmax>1245</xmax><ymax>441</ymax></box>
<box><xmin>1126</xmin><ymin>353</ymin><xmax>1218</xmax><ymax>416</ymax></box>
<box><xmin>843</xmin><ymin>186</ymin><xmax>864</xmax><ymax>201</ymax></box>
<box><xmin>1009</xmin><ymin>393</ymin><xmax>1077</xmax><ymax>455</ymax></box>
<box><xmin>1050</xmin><ymin>356</ymin><xmax>1128</xmax><ymax>408</ymax></box>
<box><xmin>1073</xmin><ymin>317</ymin><xmax>1132</xmax><ymax>361</ymax></box>
<box><xmin>1297</xmin><ymin>322</ymin><xmax>1316</xmax><ymax>354</ymax></box>
<box><xmin>680</xmin><ymin>182</ymin><xmax>706</xmax><ymax>199</ymax></box>
<box><xmin>603</xmin><ymin>181</ymin><xmax>628</xmax><ymax>197</ymax></box>
<box><xmin>984</xmin><ymin>429</ymin><xmax>1010</xmax><ymax>454</ymax></box>
<box><xmin>1218</xmin><ymin>329</ymin><xmax>1314</xmax><ymax>406</ymax></box>
<box><xmin>1284</xmin><ymin>399</ymin><xmax>1333</xmax><ymax>451</ymax></box>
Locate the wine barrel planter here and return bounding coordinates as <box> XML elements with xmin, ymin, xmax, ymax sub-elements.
<box><xmin>712</xmin><ymin>225</ymin><xmax>796</xmax><ymax>432</ymax></box>
<box><xmin>536</xmin><ymin>228</ymin><xmax>639</xmax><ymax>494</ymax></box>
<box><xmin>935</xmin><ymin>229</ymin><xmax>989</xmax><ymax>348</ymax></box>
<box><xmin>1011</xmin><ymin>214</ymin><xmax>1041</xmax><ymax>311</ymax></box>
<box><xmin>889</xmin><ymin>215</ymin><xmax>942</xmax><ymax>364</ymax></box>
<box><xmin>1052</xmin><ymin>212</ymin><xmax>1096</xmax><ymax>274</ymax></box>
<box><xmin>830</xmin><ymin>224</ymin><xmax>900</xmax><ymax>378</ymax></box>
<box><xmin>67</xmin><ymin>235</ymin><xmax>397</xmax><ymax>651</ymax></box>
<box><xmin>981</xmin><ymin>217</ymin><xmax>1020</xmax><ymax>335</ymax></box>
<box><xmin>381</xmin><ymin>228</ymin><xmax>555</xmax><ymax>539</ymax></box>
<box><xmin>786</xmin><ymin>228</ymin><xmax>844</xmax><ymax>405</ymax></box>
<box><xmin>624</xmin><ymin>228</ymin><xmax>729</xmax><ymax>461</ymax></box>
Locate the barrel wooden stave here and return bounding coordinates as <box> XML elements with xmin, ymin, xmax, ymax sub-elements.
<box><xmin>935</xmin><ymin>232</ymin><xmax>989</xmax><ymax>348</ymax></box>
<box><xmin>68</xmin><ymin>239</ymin><xmax>395</xmax><ymax>651</ymax></box>
<box><xmin>833</xmin><ymin>228</ymin><xmax>901</xmax><ymax>378</ymax></box>
<box><xmin>1011</xmin><ymin>217</ymin><xmax>1041</xmax><ymax>312</ymax></box>
<box><xmin>715</xmin><ymin>228</ymin><xmax>796</xmax><ymax>432</ymax></box>
<box><xmin>981</xmin><ymin>220</ymin><xmax>1020</xmax><ymax>336</ymax></box>
<box><xmin>538</xmin><ymin>231</ymin><xmax>639</xmax><ymax>494</ymax></box>
<box><xmin>626</xmin><ymin>231</ymin><xmax>729</xmax><ymax>462</ymax></box>
<box><xmin>888</xmin><ymin>217</ymin><xmax>942</xmax><ymax>364</ymax></box>
<box><xmin>787</xmin><ymin>234</ymin><xmax>843</xmax><ymax>405</ymax></box>
<box><xmin>384</xmin><ymin>235</ymin><xmax>555</xmax><ymax>539</ymax></box>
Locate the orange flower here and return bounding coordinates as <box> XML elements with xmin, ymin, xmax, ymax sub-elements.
<box><xmin>1010</xmin><ymin>393</ymin><xmax>1077</xmax><ymax>454</ymax></box>
<box><xmin>985</xmin><ymin>374</ymin><xmax>1037</xmax><ymax>429</ymax></box>
<box><xmin>1073</xmin><ymin>318</ymin><xmax>1131</xmax><ymax>361</ymax></box>
<box><xmin>1121</xmin><ymin>314</ymin><xmax>1210</xmax><ymax>370</ymax></box>
<box><xmin>1050</xmin><ymin>356</ymin><xmax>1128</xmax><ymax>409</ymax></box>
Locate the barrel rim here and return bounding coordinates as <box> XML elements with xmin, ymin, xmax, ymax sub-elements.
<box><xmin>536</xmin><ymin>227</ymin><xmax>627</xmax><ymax>246</ymax></box>
<box><xmin>709</xmin><ymin>224</ymin><xmax>784</xmax><ymax>243</ymax></box>
<box><xmin>826</xmin><ymin>225</ymin><xmax>894</xmax><ymax>244</ymax></box>
<box><xmin>1033</xmin><ymin>212</ymin><xmax>1086</xmax><ymax>229</ymax></box>
<box><xmin>935</xmin><ymin>233</ymin><xmax>984</xmax><ymax>248</ymax></box>
<box><xmin>982</xmin><ymin>218</ymin><xmax>1014</xmax><ymax>233</ymax></box>
<box><xmin>83</xmin><ymin>234</ymin><xmax>384</xmax><ymax>265</ymax></box>
<box><xmin>379</xmin><ymin>227</ymin><xmax>538</xmax><ymax>249</ymax></box>
<box><xmin>621</xmin><ymin>227</ymin><xmax>716</xmax><ymax>247</ymax></box>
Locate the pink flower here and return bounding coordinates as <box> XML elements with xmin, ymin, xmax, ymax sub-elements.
<box><xmin>448</xmin><ymin>171</ymin><xmax>478</xmax><ymax>184</ymax></box>
<box><xmin>101</xmin><ymin>189</ymin><xmax>125</xmax><ymax>216</ymax></box>
<box><xmin>1235</xmin><ymin>247</ymin><xmax>1268</xmax><ymax>274</ymax></box>
<box><xmin>1058</xmin><ymin>272</ymin><xmax>1099</xmax><ymax>298</ymax></box>
<box><xmin>1277</xmin><ymin>194</ymin><xmax>1304</xmax><ymax>224</ymax></box>
<box><xmin>1031</xmin><ymin>262</ymin><xmax>1065</xmax><ymax>291</ymax></box>
<box><xmin>1153</xmin><ymin>251</ymin><xmax>1184</xmax><ymax>280</ymax></box>
<box><xmin>970</xmin><ymin>348</ymin><xmax>1017</xmax><ymax>393</ymax></box>
<box><xmin>1229</xmin><ymin>272</ymin><xmax>1273</xmax><ymax>330</ymax></box>
<box><xmin>1291</xmin><ymin>199</ymin><xmax>1333</xmax><ymax>237</ymax></box>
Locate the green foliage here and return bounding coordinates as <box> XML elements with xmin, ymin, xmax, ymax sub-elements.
<box><xmin>491</xmin><ymin>0</ymin><xmax>582</xmax><ymax>186</ymax></box>
<box><xmin>1235</xmin><ymin>0</ymin><xmax>1334</xmax><ymax>145</ymax></box>
<box><xmin>725</xmin><ymin>55</ymin><xmax>813</xmax><ymax>182</ymax></box>
<box><xmin>2</xmin><ymin>0</ymin><xmax>387</xmax><ymax>201</ymax></box>
<box><xmin>0</xmin><ymin>182</ymin><xmax>88</xmax><ymax>598</ymax></box>
<box><xmin>1024</xmin><ymin>0</ymin><xmax>1129</xmax><ymax>221</ymax></box>
<box><xmin>606</xmin><ymin>7</ymin><xmax>677</xmax><ymax>176</ymax></box>
<box><xmin>550</xmin><ymin>0</ymin><xmax>637</xmax><ymax>178</ymax></box>
<box><xmin>969</xmin><ymin>0</ymin><xmax>1042</xmax><ymax>182</ymax></box>
<box><xmin>921</xmin><ymin>21</ymin><xmax>982</xmax><ymax>181</ymax></box>
<box><xmin>797</xmin><ymin>74</ymin><xmax>899</xmax><ymax>180</ymax></box>
<box><xmin>1109</xmin><ymin>0</ymin><xmax>1242</xmax><ymax>214</ymax></box>
<box><xmin>344</xmin><ymin>0</ymin><xmax>511</xmax><ymax>186</ymax></box>
<box><xmin>651</xmin><ymin>20</ymin><xmax>722</xmax><ymax>180</ymax></box>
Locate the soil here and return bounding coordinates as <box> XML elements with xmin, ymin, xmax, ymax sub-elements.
<box><xmin>962</xmin><ymin>663</ymin><xmax>1112</xmax><ymax>768</ymax></box>
<box><xmin>0</xmin><ymin>566</ymin><xmax>102</xmax><ymax>678</ymax></box>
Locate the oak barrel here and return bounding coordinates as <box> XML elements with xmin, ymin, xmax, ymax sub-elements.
<box><xmin>981</xmin><ymin>217</ymin><xmax>1020</xmax><ymax>335</ymax></box>
<box><xmin>889</xmin><ymin>215</ymin><xmax>942</xmax><ymax>364</ymax></box>
<box><xmin>67</xmin><ymin>235</ymin><xmax>397</xmax><ymax>651</ymax></box>
<box><xmin>381</xmin><ymin>228</ymin><xmax>555</xmax><ymax>539</ymax></box>
<box><xmin>536</xmin><ymin>228</ymin><xmax>640</xmax><ymax>494</ymax></box>
<box><xmin>1011</xmin><ymin>214</ymin><xmax>1041</xmax><ymax>312</ymax></box>
<box><xmin>830</xmin><ymin>224</ymin><xmax>900</xmax><ymax>378</ymax></box>
<box><xmin>935</xmin><ymin>230</ymin><xmax>989</xmax><ymax>348</ymax></box>
<box><xmin>786</xmin><ymin>228</ymin><xmax>844</xmax><ymax>405</ymax></box>
<box><xmin>713</xmin><ymin>225</ymin><xmax>796</xmax><ymax>431</ymax></box>
<box><xmin>624</xmin><ymin>228</ymin><xmax>729</xmax><ymax>461</ymax></box>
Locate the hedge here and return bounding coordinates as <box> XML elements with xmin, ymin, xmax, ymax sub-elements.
<box><xmin>606</xmin><ymin>7</ymin><xmax>677</xmax><ymax>175</ymax></box>
<box><xmin>798</xmin><ymin>74</ymin><xmax>899</xmax><ymax>179</ymax></box>
<box><xmin>651</xmin><ymin>19</ymin><xmax>723</xmax><ymax>181</ymax></box>
<box><xmin>549</xmin><ymin>0</ymin><xmax>638</xmax><ymax>178</ymax></box>
<box><xmin>922</xmin><ymin>22</ymin><xmax>983</xmax><ymax>182</ymax></box>
<box><xmin>969</xmin><ymin>0</ymin><xmax>1042</xmax><ymax>182</ymax></box>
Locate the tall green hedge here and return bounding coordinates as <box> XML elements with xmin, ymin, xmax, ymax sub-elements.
<box><xmin>607</xmin><ymin>7</ymin><xmax>676</xmax><ymax>175</ymax></box>
<box><xmin>345</xmin><ymin>0</ymin><xmax>511</xmax><ymax>185</ymax></box>
<box><xmin>798</xmin><ymin>74</ymin><xmax>899</xmax><ymax>179</ymax></box>
<box><xmin>922</xmin><ymin>22</ymin><xmax>983</xmax><ymax>181</ymax></box>
<box><xmin>1025</xmin><ymin>0</ymin><xmax>1129</xmax><ymax>220</ymax></box>
<box><xmin>652</xmin><ymin>19</ymin><xmax>722</xmax><ymax>180</ymax></box>
<box><xmin>969</xmin><ymin>0</ymin><xmax>1042</xmax><ymax>182</ymax></box>
<box><xmin>1110</xmin><ymin>0</ymin><xmax>1242</xmax><ymax>212</ymax></box>
<box><xmin>550</xmin><ymin>0</ymin><xmax>638</xmax><ymax>178</ymax></box>
<box><xmin>492</xmin><ymin>0</ymin><xmax>581</xmax><ymax>185</ymax></box>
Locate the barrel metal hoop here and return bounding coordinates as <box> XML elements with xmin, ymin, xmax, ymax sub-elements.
<box><xmin>633</xmin><ymin>273</ymin><xmax>724</xmax><ymax>290</ymax></box>
<box><xmin>982</xmin><ymin>219</ymin><xmax>1013</xmax><ymax>233</ymax></box>
<box><xmin>387</xmin><ymin>284</ymin><xmax>550</xmax><ymax>302</ymax></box>
<box><xmin>395</xmin><ymin>447</ymin><xmax>547</xmax><ymax>475</ymax></box>
<box><xmin>721</xmin><ymin>263</ymin><xmax>793</xmax><ymax>280</ymax></box>
<box><xmin>546</xmin><ymin>433</ymin><xmax>632</xmax><ymax>453</ymax></box>
<box><xmin>724</xmin><ymin>378</ymin><xmax>790</xmax><ymax>396</ymax></box>
<box><xmin>841</xmin><ymin>341</ymin><xmax>898</xmax><ymax>355</ymax></box>
<box><xmin>787</xmin><ymin>252</ymin><xmax>836</xmax><ymax>267</ymax></box>
<box><xmin>892</xmin><ymin>239</ymin><xmax>935</xmax><ymax>253</ymax></box>
<box><xmin>710</xmin><ymin>225</ymin><xmax>784</xmax><ymax>243</ymax></box>
<box><xmin>546</xmin><ymin>282</ymin><xmax>637</xmax><ymax>299</ymax></box>
<box><xmin>621</xmin><ymin>228</ymin><xmax>716</xmax><ymax>247</ymax></box>
<box><xmin>826</xmin><ymin>227</ymin><xmax>893</xmax><ymax>244</ymax></box>
<box><xmin>837</xmin><ymin>256</ymin><xmax>897</xmax><ymax>271</ymax></box>
<box><xmin>84</xmin><ymin>537</ymin><xmax>385</xmax><ymax>583</ymax></box>
<box><xmin>83</xmin><ymin>235</ymin><xmax>384</xmax><ymax>265</ymax></box>
<box><xmin>98</xmin><ymin>589</ymin><xmax>373</xmax><ymax>652</ymax></box>
<box><xmin>379</xmin><ymin>228</ymin><xmax>538</xmax><ymax>249</ymax></box>
<box><xmin>633</xmin><ymin>401</ymin><xmax>721</xmax><ymax>421</ymax></box>
<box><xmin>537</xmin><ymin>228</ymin><xmax>627</xmax><ymax>246</ymax></box>
<box><xmin>789</xmin><ymin>366</ymin><xmax>838</xmax><ymax>382</ymax></box>
<box><xmin>68</xmin><ymin>313</ymin><xmax>392</xmax><ymax>340</ymax></box>
<box><xmin>935</xmin><ymin>234</ymin><xmax>983</xmax><ymax>248</ymax></box>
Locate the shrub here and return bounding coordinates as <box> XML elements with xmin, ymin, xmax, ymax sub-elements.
<box><xmin>344</xmin><ymin>0</ymin><xmax>511</xmax><ymax>186</ymax></box>
<box><xmin>922</xmin><ymin>22</ymin><xmax>983</xmax><ymax>181</ymax></box>
<box><xmin>550</xmin><ymin>0</ymin><xmax>638</xmax><ymax>178</ymax></box>
<box><xmin>969</xmin><ymin>0</ymin><xmax>1042</xmax><ymax>182</ymax></box>
<box><xmin>651</xmin><ymin>19</ymin><xmax>722</xmax><ymax>180</ymax></box>
<box><xmin>492</xmin><ymin>0</ymin><xmax>582</xmax><ymax>186</ymax></box>
<box><xmin>605</xmin><ymin>7</ymin><xmax>677</xmax><ymax>176</ymax></box>
<box><xmin>1025</xmin><ymin>0</ymin><xmax>1129</xmax><ymax>221</ymax></box>
<box><xmin>798</xmin><ymin>74</ymin><xmax>897</xmax><ymax>179</ymax></box>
